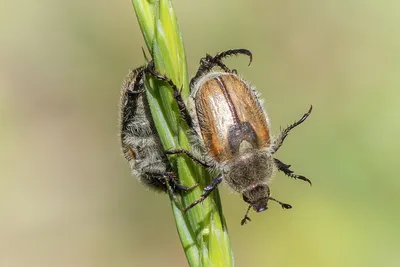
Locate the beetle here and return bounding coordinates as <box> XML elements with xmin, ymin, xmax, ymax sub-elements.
<box><xmin>119</xmin><ymin>65</ymin><xmax>196</xmax><ymax>194</ymax></box>
<box><xmin>146</xmin><ymin>49</ymin><xmax>312</xmax><ymax>225</ymax></box>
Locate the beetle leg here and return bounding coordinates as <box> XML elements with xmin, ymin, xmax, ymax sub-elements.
<box><xmin>271</xmin><ymin>105</ymin><xmax>313</xmax><ymax>154</ymax></box>
<box><xmin>274</xmin><ymin>158</ymin><xmax>312</xmax><ymax>185</ymax></box>
<box><xmin>170</xmin><ymin>179</ymin><xmax>198</xmax><ymax>192</ymax></box>
<box><xmin>143</xmin><ymin>171</ymin><xmax>197</xmax><ymax>192</ymax></box>
<box><xmin>145</xmin><ymin>61</ymin><xmax>193</xmax><ymax>128</ymax></box>
<box><xmin>184</xmin><ymin>174</ymin><xmax>223</xmax><ymax>212</ymax></box>
<box><xmin>132</xmin><ymin>67</ymin><xmax>145</xmax><ymax>92</ymax></box>
<box><xmin>164</xmin><ymin>172</ymin><xmax>198</xmax><ymax>192</ymax></box>
<box><xmin>120</xmin><ymin>67</ymin><xmax>147</xmax><ymax>136</ymax></box>
<box><xmin>166</xmin><ymin>149</ymin><xmax>211</xmax><ymax>168</ymax></box>
<box><xmin>190</xmin><ymin>48</ymin><xmax>253</xmax><ymax>89</ymax></box>
<box><xmin>156</xmin><ymin>172</ymin><xmax>194</xmax><ymax>208</ymax></box>
<box><xmin>214</xmin><ymin>49</ymin><xmax>253</xmax><ymax>66</ymax></box>
<box><xmin>122</xmin><ymin>66</ymin><xmax>146</xmax><ymax>96</ymax></box>
<box><xmin>268</xmin><ymin>197</ymin><xmax>292</xmax><ymax>209</ymax></box>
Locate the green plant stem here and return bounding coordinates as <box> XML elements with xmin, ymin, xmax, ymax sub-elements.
<box><xmin>132</xmin><ymin>0</ymin><xmax>234</xmax><ymax>266</ymax></box>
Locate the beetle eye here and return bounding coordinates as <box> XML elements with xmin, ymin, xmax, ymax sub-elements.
<box><xmin>252</xmin><ymin>200</ymin><xmax>268</xmax><ymax>213</ymax></box>
<box><xmin>256</xmin><ymin>206</ymin><xmax>267</xmax><ymax>212</ymax></box>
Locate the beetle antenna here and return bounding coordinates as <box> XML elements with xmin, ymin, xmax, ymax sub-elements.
<box><xmin>268</xmin><ymin>197</ymin><xmax>292</xmax><ymax>209</ymax></box>
<box><xmin>241</xmin><ymin>205</ymin><xmax>252</xmax><ymax>225</ymax></box>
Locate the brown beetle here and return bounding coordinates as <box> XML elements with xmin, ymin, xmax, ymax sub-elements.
<box><xmin>147</xmin><ymin>49</ymin><xmax>312</xmax><ymax>225</ymax></box>
<box><xmin>119</xmin><ymin>65</ymin><xmax>195</xmax><ymax>193</ymax></box>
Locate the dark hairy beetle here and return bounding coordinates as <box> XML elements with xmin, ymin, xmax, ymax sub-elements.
<box><xmin>146</xmin><ymin>49</ymin><xmax>313</xmax><ymax>225</ymax></box>
<box><xmin>119</xmin><ymin>66</ymin><xmax>195</xmax><ymax>193</ymax></box>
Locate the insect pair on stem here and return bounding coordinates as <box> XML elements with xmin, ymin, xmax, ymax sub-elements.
<box><xmin>120</xmin><ymin>49</ymin><xmax>312</xmax><ymax>225</ymax></box>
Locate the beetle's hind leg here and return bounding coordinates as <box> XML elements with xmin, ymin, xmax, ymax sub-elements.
<box><xmin>271</xmin><ymin>105</ymin><xmax>313</xmax><ymax>154</ymax></box>
<box><xmin>213</xmin><ymin>49</ymin><xmax>253</xmax><ymax>67</ymax></box>
<box><xmin>274</xmin><ymin>158</ymin><xmax>312</xmax><ymax>185</ymax></box>
<box><xmin>121</xmin><ymin>66</ymin><xmax>147</xmax><ymax>97</ymax></box>
<box><xmin>190</xmin><ymin>48</ymin><xmax>253</xmax><ymax>88</ymax></box>
<box><xmin>184</xmin><ymin>174</ymin><xmax>223</xmax><ymax>212</ymax></box>
<box><xmin>145</xmin><ymin>61</ymin><xmax>193</xmax><ymax>128</ymax></box>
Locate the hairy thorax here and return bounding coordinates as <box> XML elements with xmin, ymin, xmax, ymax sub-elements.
<box><xmin>222</xmin><ymin>149</ymin><xmax>274</xmax><ymax>193</ymax></box>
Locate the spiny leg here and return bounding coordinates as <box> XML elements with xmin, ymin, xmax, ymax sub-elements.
<box><xmin>156</xmin><ymin>173</ymin><xmax>192</xmax><ymax>211</ymax></box>
<box><xmin>213</xmin><ymin>49</ymin><xmax>253</xmax><ymax>68</ymax></box>
<box><xmin>204</xmin><ymin>49</ymin><xmax>251</xmax><ymax>73</ymax></box>
<box><xmin>165</xmin><ymin>172</ymin><xmax>198</xmax><ymax>192</ymax></box>
<box><xmin>274</xmin><ymin>158</ymin><xmax>312</xmax><ymax>186</ymax></box>
<box><xmin>271</xmin><ymin>105</ymin><xmax>313</xmax><ymax>154</ymax></box>
<box><xmin>190</xmin><ymin>48</ymin><xmax>253</xmax><ymax>89</ymax></box>
<box><xmin>166</xmin><ymin>149</ymin><xmax>211</xmax><ymax>168</ymax></box>
<box><xmin>122</xmin><ymin>66</ymin><xmax>146</xmax><ymax>96</ymax></box>
<box><xmin>144</xmin><ymin>171</ymin><xmax>197</xmax><ymax>193</ymax></box>
<box><xmin>241</xmin><ymin>205</ymin><xmax>252</xmax><ymax>226</ymax></box>
<box><xmin>132</xmin><ymin>68</ymin><xmax>145</xmax><ymax>92</ymax></box>
<box><xmin>269</xmin><ymin>197</ymin><xmax>292</xmax><ymax>209</ymax></box>
<box><xmin>184</xmin><ymin>174</ymin><xmax>223</xmax><ymax>213</ymax></box>
<box><xmin>145</xmin><ymin>61</ymin><xmax>193</xmax><ymax>128</ymax></box>
<box><xmin>210</xmin><ymin>49</ymin><xmax>253</xmax><ymax>72</ymax></box>
<box><xmin>120</xmin><ymin>67</ymin><xmax>147</xmax><ymax>136</ymax></box>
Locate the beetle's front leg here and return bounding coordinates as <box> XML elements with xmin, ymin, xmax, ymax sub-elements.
<box><xmin>274</xmin><ymin>158</ymin><xmax>312</xmax><ymax>185</ymax></box>
<box><xmin>184</xmin><ymin>174</ymin><xmax>223</xmax><ymax>212</ymax></box>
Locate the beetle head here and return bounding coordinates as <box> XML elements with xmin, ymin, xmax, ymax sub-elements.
<box><xmin>242</xmin><ymin>184</ymin><xmax>271</xmax><ymax>212</ymax></box>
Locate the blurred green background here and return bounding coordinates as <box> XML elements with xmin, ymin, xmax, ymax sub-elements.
<box><xmin>1</xmin><ymin>0</ymin><xmax>399</xmax><ymax>266</ymax></box>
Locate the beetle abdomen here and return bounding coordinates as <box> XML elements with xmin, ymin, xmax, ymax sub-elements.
<box><xmin>119</xmin><ymin>68</ymin><xmax>171</xmax><ymax>191</ymax></box>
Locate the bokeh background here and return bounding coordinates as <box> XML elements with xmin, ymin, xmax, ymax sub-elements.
<box><xmin>1</xmin><ymin>0</ymin><xmax>399</xmax><ymax>266</ymax></box>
